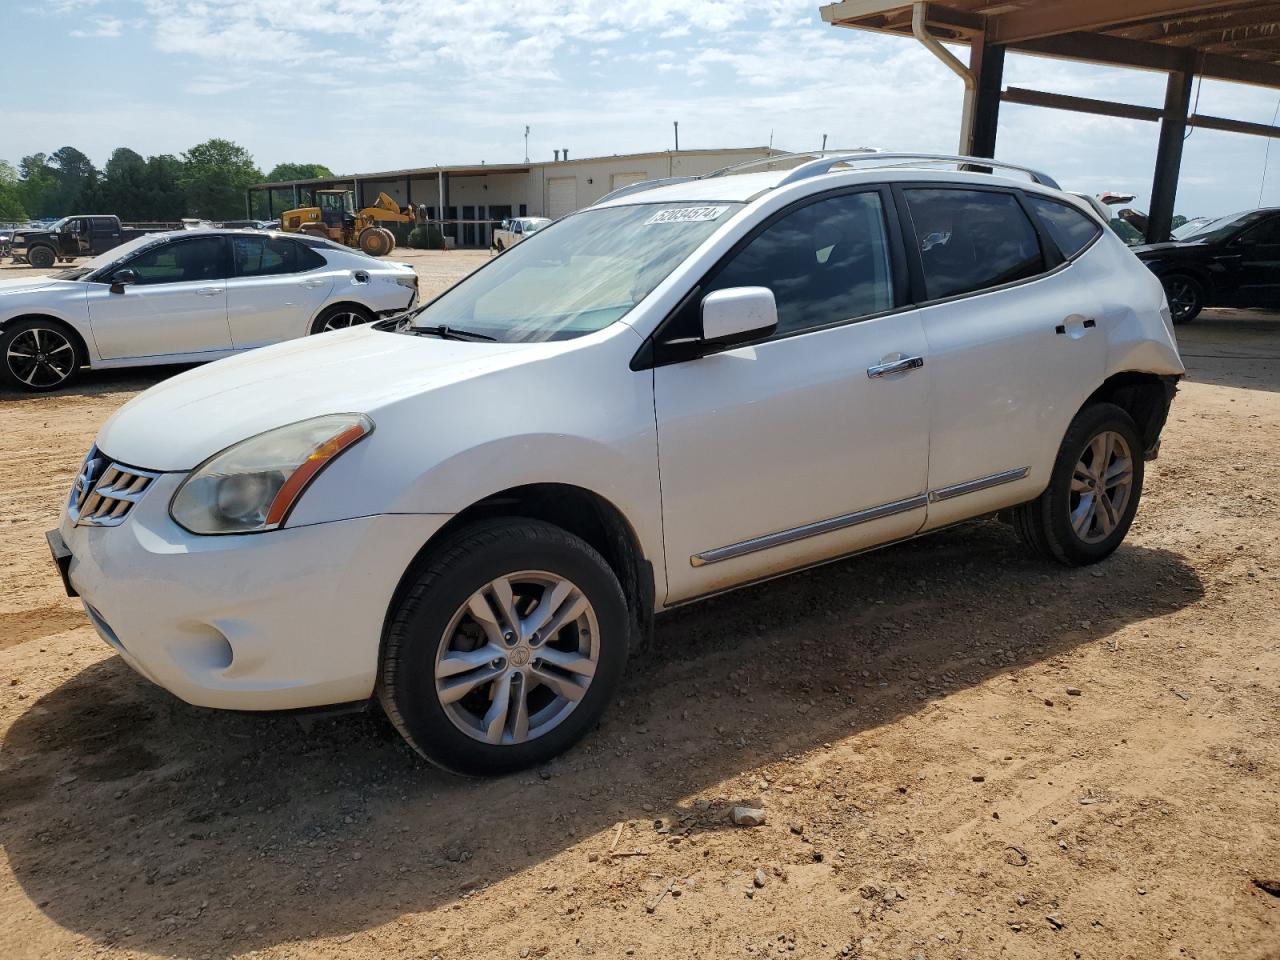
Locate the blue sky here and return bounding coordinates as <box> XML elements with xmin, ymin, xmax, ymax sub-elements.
<box><xmin>8</xmin><ymin>0</ymin><xmax>1280</xmax><ymax>218</ymax></box>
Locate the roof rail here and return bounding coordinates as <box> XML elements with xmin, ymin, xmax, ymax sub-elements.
<box><xmin>775</xmin><ymin>153</ymin><xmax>1061</xmax><ymax>189</ymax></box>
<box><xmin>701</xmin><ymin>149</ymin><xmax>880</xmax><ymax>180</ymax></box>
<box><xmin>593</xmin><ymin>176</ymin><xmax>699</xmax><ymax>205</ymax></box>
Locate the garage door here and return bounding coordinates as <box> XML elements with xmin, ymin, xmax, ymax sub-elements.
<box><xmin>548</xmin><ymin>177</ymin><xmax>578</xmax><ymax>219</ymax></box>
<box><xmin>610</xmin><ymin>172</ymin><xmax>647</xmax><ymax>190</ymax></box>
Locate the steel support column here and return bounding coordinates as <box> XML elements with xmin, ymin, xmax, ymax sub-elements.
<box><xmin>969</xmin><ymin>33</ymin><xmax>1006</xmax><ymax>158</ymax></box>
<box><xmin>1147</xmin><ymin>68</ymin><xmax>1193</xmax><ymax>244</ymax></box>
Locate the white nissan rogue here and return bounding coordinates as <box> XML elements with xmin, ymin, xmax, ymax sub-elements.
<box><xmin>49</xmin><ymin>153</ymin><xmax>1184</xmax><ymax>775</ymax></box>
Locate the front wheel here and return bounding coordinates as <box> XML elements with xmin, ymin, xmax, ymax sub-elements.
<box><xmin>378</xmin><ymin>518</ymin><xmax>629</xmax><ymax>776</ymax></box>
<box><xmin>27</xmin><ymin>245</ymin><xmax>56</xmax><ymax>270</ymax></box>
<box><xmin>1162</xmin><ymin>273</ymin><xmax>1204</xmax><ymax>324</ymax></box>
<box><xmin>1012</xmin><ymin>403</ymin><xmax>1145</xmax><ymax>566</ymax></box>
<box><xmin>0</xmin><ymin>319</ymin><xmax>83</xmax><ymax>392</ymax></box>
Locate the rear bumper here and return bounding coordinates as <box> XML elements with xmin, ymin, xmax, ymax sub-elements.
<box><xmin>59</xmin><ymin>472</ymin><xmax>450</xmax><ymax>711</ymax></box>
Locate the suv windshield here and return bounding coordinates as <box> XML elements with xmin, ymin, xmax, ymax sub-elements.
<box><xmin>408</xmin><ymin>202</ymin><xmax>742</xmax><ymax>341</ymax></box>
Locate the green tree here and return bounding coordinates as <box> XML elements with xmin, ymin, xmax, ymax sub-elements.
<box><xmin>97</xmin><ymin>147</ymin><xmax>149</xmax><ymax>219</ymax></box>
<box><xmin>17</xmin><ymin>153</ymin><xmax>58</xmax><ymax>217</ymax></box>
<box><xmin>179</xmin><ymin>138</ymin><xmax>261</xmax><ymax>219</ymax></box>
<box><xmin>47</xmin><ymin>146</ymin><xmax>98</xmax><ymax>214</ymax></box>
<box><xmin>142</xmin><ymin>154</ymin><xmax>187</xmax><ymax>221</ymax></box>
<box><xmin>265</xmin><ymin>162</ymin><xmax>334</xmax><ymax>182</ymax></box>
<box><xmin>0</xmin><ymin>160</ymin><xmax>28</xmax><ymax>220</ymax></box>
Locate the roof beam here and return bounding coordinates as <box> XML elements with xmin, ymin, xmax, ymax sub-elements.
<box><xmin>1000</xmin><ymin>86</ymin><xmax>1164</xmax><ymax>122</ymax></box>
<box><xmin>1188</xmin><ymin>112</ymin><xmax>1280</xmax><ymax>137</ymax></box>
<box><xmin>986</xmin><ymin>0</ymin><xmax>1238</xmax><ymax>45</ymax></box>
<box><xmin>1113</xmin><ymin>7</ymin><xmax>1280</xmax><ymax>43</ymax></box>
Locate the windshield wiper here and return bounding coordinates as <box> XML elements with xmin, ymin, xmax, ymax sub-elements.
<box><xmin>408</xmin><ymin>323</ymin><xmax>497</xmax><ymax>343</ymax></box>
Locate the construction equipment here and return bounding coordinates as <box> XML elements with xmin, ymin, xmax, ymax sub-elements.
<box><xmin>279</xmin><ymin>189</ymin><xmax>414</xmax><ymax>257</ymax></box>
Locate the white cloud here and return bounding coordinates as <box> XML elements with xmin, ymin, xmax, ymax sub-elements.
<box><xmin>69</xmin><ymin>16</ymin><xmax>122</xmax><ymax>37</ymax></box>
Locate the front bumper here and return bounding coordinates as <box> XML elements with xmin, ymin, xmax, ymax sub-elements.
<box><xmin>57</xmin><ymin>471</ymin><xmax>449</xmax><ymax>711</ymax></box>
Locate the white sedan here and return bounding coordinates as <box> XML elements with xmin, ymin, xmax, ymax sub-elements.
<box><xmin>0</xmin><ymin>230</ymin><xmax>419</xmax><ymax>391</ymax></box>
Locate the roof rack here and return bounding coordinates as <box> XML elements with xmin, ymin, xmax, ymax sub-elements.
<box><xmin>701</xmin><ymin>149</ymin><xmax>879</xmax><ymax>180</ymax></box>
<box><xmin>773</xmin><ymin>152</ymin><xmax>1061</xmax><ymax>190</ymax></box>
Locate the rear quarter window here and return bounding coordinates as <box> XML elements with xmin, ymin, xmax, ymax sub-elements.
<box><xmin>1025</xmin><ymin>196</ymin><xmax>1102</xmax><ymax>260</ymax></box>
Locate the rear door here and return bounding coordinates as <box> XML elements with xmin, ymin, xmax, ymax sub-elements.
<box><xmin>896</xmin><ymin>186</ymin><xmax>1107</xmax><ymax>529</ymax></box>
<box><xmin>86</xmin><ymin>235</ymin><xmax>233</xmax><ymax>359</ymax></box>
<box><xmin>225</xmin><ymin>235</ymin><xmax>335</xmax><ymax>347</ymax></box>
<box><xmin>88</xmin><ymin>216</ymin><xmax>122</xmax><ymax>254</ymax></box>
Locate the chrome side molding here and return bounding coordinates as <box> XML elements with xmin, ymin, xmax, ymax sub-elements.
<box><xmin>689</xmin><ymin>466</ymin><xmax>1030</xmax><ymax>567</ymax></box>
<box><xmin>928</xmin><ymin>466</ymin><xmax>1029</xmax><ymax>502</ymax></box>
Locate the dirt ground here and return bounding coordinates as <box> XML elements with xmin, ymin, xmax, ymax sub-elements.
<box><xmin>0</xmin><ymin>249</ymin><xmax>1277</xmax><ymax>960</ymax></box>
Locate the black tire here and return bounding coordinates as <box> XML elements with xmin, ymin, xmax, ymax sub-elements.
<box><xmin>1162</xmin><ymin>273</ymin><xmax>1204</xmax><ymax>324</ymax></box>
<box><xmin>27</xmin><ymin>245</ymin><xmax>56</xmax><ymax>270</ymax></box>
<box><xmin>1012</xmin><ymin>402</ymin><xmax>1145</xmax><ymax>566</ymax></box>
<box><xmin>0</xmin><ymin>318</ymin><xmax>84</xmax><ymax>392</ymax></box>
<box><xmin>378</xmin><ymin>518</ymin><xmax>630</xmax><ymax>776</ymax></box>
<box><xmin>309</xmin><ymin>303</ymin><xmax>375</xmax><ymax>335</ymax></box>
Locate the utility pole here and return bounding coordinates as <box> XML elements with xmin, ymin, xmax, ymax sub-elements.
<box><xmin>821</xmin><ymin>133</ymin><xmax>828</xmax><ymax>152</ymax></box>
<box><xmin>673</xmin><ymin>121</ymin><xmax>679</xmax><ymax>151</ymax></box>
<box><xmin>524</xmin><ymin>125</ymin><xmax>530</xmax><ymax>163</ymax></box>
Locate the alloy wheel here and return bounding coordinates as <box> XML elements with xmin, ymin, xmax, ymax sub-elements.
<box><xmin>1165</xmin><ymin>278</ymin><xmax>1198</xmax><ymax>321</ymax></box>
<box><xmin>1069</xmin><ymin>430</ymin><xmax>1134</xmax><ymax>544</ymax></box>
<box><xmin>321</xmin><ymin>311</ymin><xmax>367</xmax><ymax>331</ymax></box>
<box><xmin>5</xmin><ymin>327</ymin><xmax>76</xmax><ymax>388</ymax></box>
<box><xmin>434</xmin><ymin>570</ymin><xmax>599</xmax><ymax>746</ymax></box>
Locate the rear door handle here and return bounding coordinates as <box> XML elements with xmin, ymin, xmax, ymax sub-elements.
<box><xmin>195</xmin><ymin>287</ymin><xmax>223</xmax><ymax>297</ymax></box>
<box><xmin>867</xmin><ymin>356</ymin><xmax>924</xmax><ymax>379</ymax></box>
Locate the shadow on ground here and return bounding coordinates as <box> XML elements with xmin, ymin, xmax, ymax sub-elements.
<box><xmin>1178</xmin><ymin>307</ymin><xmax>1280</xmax><ymax>393</ymax></box>
<box><xmin>0</xmin><ymin>521</ymin><xmax>1202</xmax><ymax>957</ymax></box>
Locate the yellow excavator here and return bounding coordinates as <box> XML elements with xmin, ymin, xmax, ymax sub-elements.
<box><xmin>279</xmin><ymin>189</ymin><xmax>413</xmax><ymax>257</ymax></box>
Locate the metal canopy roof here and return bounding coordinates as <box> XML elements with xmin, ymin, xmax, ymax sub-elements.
<box><xmin>820</xmin><ymin>0</ymin><xmax>1280</xmax><ymax>87</ymax></box>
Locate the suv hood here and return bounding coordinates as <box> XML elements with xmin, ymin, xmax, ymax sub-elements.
<box><xmin>96</xmin><ymin>327</ymin><xmax>543</xmax><ymax>471</ymax></box>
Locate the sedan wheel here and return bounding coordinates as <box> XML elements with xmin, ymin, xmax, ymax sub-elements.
<box><xmin>310</xmin><ymin>304</ymin><xmax>375</xmax><ymax>335</ymax></box>
<box><xmin>0</xmin><ymin>323</ymin><xmax>81</xmax><ymax>392</ymax></box>
<box><xmin>434</xmin><ymin>571</ymin><xmax>599</xmax><ymax>746</ymax></box>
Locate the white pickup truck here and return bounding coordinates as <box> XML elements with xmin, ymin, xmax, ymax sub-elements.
<box><xmin>493</xmin><ymin>217</ymin><xmax>551</xmax><ymax>251</ymax></box>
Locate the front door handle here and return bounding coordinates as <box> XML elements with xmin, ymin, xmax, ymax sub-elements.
<box><xmin>867</xmin><ymin>355</ymin><xmax>925</xmax><ymax>379</ymax></box>
<box><xmin>195</xmin><ymin>287</ymin><xmax>224</xmax><ymax>297</ymax></box>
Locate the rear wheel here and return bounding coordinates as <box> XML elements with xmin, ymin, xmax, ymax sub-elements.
<box><xmin>0</xmin><ymin>319</ymin><xmax>83</xmax><ymax>392</ymax></box>
<box><xmin>309</xmin><ymin>303</ymin><xmax>375</xmax><ymax>335</ymax></box>
<box><xmin>378</xmin><ymin>518</ymin><xmax>629</xmax><ymax>776</ymax></box>
<box><xmin>1013</xmin><ymin>402</ymin><xmax>1144</xmax><ymax>566</ymax></box>
<box><xmin>1162</xmin><ymin>273</ymin><xmax>1203</xmax><ymax>324</ymax></box>
<box><xmin>379</xmin><ymin>228</ymin><xmax>396</xmax><ymax>252</ymax></box>
<box><xmin>27</xmin><ymin>245</ymin><xmax>56</xmax><ymax>270</ymax></box>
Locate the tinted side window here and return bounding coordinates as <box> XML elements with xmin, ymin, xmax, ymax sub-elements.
<box><xmin>89</xmin><ymin>217</ymin><xmax>116</xmax><ymax>235</ymax></box>
<box><xmin>1239</xmin><ymin>216</ymin><xmax>1280</xmax><ymax>245</ymax></box>
<box><xmin>125</xmin><ymin>237</ymin><xmax>226</xmax><ymax>285</ymax></box>
<box><xmin>1026</xmin><ymin>196</ymin><xmax>1102</xmax><ymax>259</ymax></box>
<box><xmin>903</xmin><ymin>189</ymin><xmax>1045</xmax><ymax>300</ymax></box>
<box><xmin>709</xmin><ymin>191</ymin><xmax>894</xmax><ymax>337</ymax></box>
<box><xmin>232</xmin><ymin>235</ymin><xmax>324</xmax><ymax>277</ymax></box>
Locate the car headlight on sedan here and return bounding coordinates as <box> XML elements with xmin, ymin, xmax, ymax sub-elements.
<box><xmin>170</xmin><ymin>414</ymin><xmax>373</xmax><ymax>535</ymax></box>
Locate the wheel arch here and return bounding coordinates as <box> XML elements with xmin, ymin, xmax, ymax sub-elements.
<box><xmin>381</xmin><ymin>482</ymin><xmax>656</xmax><ymax>667</ymax></box>
<box><xmin>1079</xmin><ymin>371</ymin><xmax>1178</xmax><ymax>454</ymax></box>
<box><xmin>0</xmin><ymin>313</ymin><xmax>91</xmax><ymax>364</ymax></box>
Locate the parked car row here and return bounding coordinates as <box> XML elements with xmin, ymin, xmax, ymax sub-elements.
<box><xmin>45</xmin><ymin>152</ymin><xmax>1184</xmax><ymax>775</ymax></box>
<box><xmin>0</xmin><ymin>229</ymin><xmax>418</xmax><ymax>391</ymax></box>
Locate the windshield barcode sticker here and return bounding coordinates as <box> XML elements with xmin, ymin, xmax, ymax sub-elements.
<box><xmin>645</xmin><ymin>205</ymin><xmax>729</xmax><ymax>225</ymax></box>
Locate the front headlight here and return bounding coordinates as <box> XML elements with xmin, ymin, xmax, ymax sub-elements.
<box><xmin>170</xmin><ymin>414</ymin><xmax>373</xmax><ymax>535</ymax></box>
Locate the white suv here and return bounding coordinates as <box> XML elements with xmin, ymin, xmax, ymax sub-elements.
<box><xmin>49</xmin><ymin>153</ymin><xmax>1184</xmax><ymax>775</ymax></box>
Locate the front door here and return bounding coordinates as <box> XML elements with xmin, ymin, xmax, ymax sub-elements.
<box><xmin>86</xmin><ymin>235</ymin><xmax>233</xmax><ymax>360</ymax></box>
<box><xmin>1232</xmin><ymin>215</ymin><xmax>1280</xmax><ymax>306</ymax></box>
<box><xmin>653</xmin><ymin>189</ymin><xmax>931</xmax><ymax>602</ymax></box>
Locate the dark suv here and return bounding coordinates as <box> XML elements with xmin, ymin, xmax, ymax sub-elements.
<box><xmin>1133</xmin><ymin>207</ymin><xmax>1280</xmax><ymax>323</ymax></box>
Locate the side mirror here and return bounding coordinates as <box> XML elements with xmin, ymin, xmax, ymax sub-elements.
<box><xmin>500</xmin><ymin>220</ymin><xmax>510</xmax><ymax>230</ymax></box>
<box><xmin>701</xmin><ymin>286</ymin><xmax>778</xmax><ymax>345</ymax></box>
<box><xmin>109</xmin><ymin>268</ymin><xmax>137</xmax><ymax>293</ymax></box>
